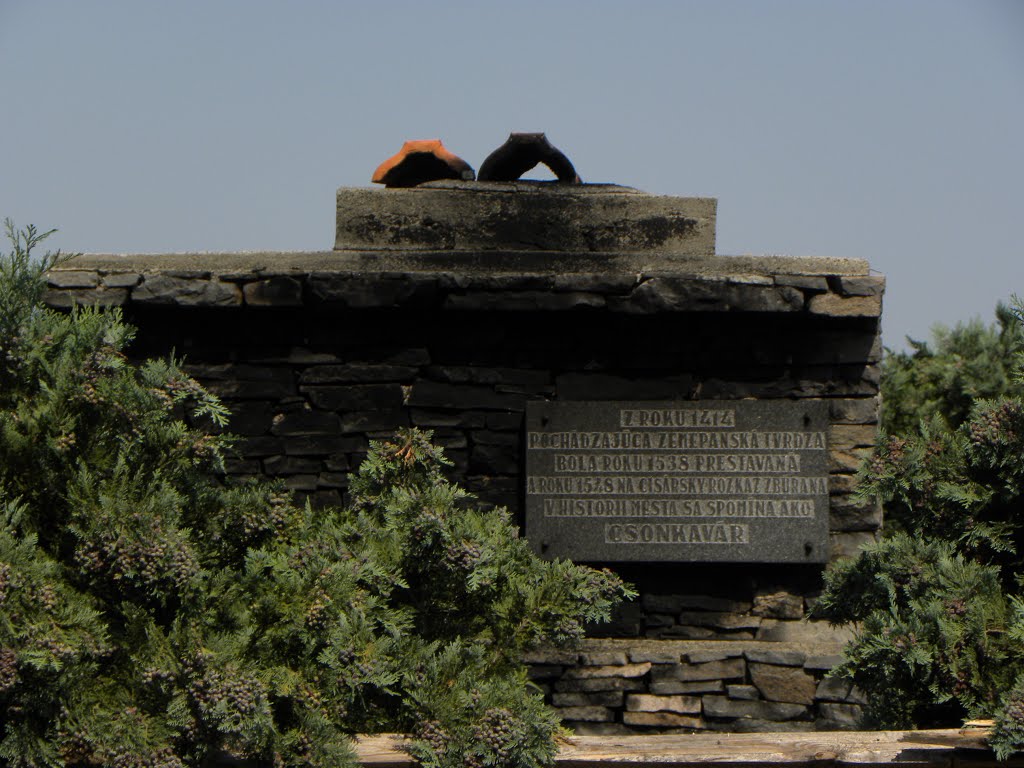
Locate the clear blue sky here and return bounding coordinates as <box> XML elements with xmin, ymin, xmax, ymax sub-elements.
<box><xmin>2</xmin><ymin>1</ymin><xmax>1022</xmax><ymax>350</ymax></box>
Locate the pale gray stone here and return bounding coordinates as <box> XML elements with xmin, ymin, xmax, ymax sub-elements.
<box><xmin>749</xmin><ymin>663</ymin><xmax>817</xmax><ymax>705</ymax></box>
<box><xmin>133</xmin><ymin>275</ymin><xmax>242</xmax><ymax>306</ymax></box>
<box><xmin>651</xmin><ymin>658</ymin><xmax>745</xmax><ymax>682</ymax></box>
<box><xmin>562</xmin><ymin>662</ymin><xmax>651</xmax><ymax>680</ymax></box>
<box><xmin>815</xmin><ymin>677</ymin><xmax>852</xmax><ymax>702</ymax></box>
<box><xmin>817</xmin><ymin>702</ymin><xmax>863</xmax><ymax>728</ymax></box>
<box><xmin>101</xmin><ymin>272</ymin><xmax>142</xmax><ymax>288</ymax></box>
<box><xmin>554</xmin><ymin>678</ymin><xmax>646</xmax><ymax>693</ymax></box>
<box><xmin>807</xmin><ymin>293</ymin><xmax>881</xmax><ymax>317</ymax></box>
<box><xmin>622</xmin><ymin>712</ymin><xmax>704</xmax><ymax>729</ymax></box>
<box><xmin>626</xmin><ymin>694</ymin><xmax>700</xmax><ymax>714</ymax></box>
<box><xmin>579</xmin><ymin>651</ymin><xmax>628</xmax><ymax>666</ymax></box>
<box><xmin>744</xmin><ymin>649</ymin><xmax>807</xmax><ymax>666</ymax></box>
<box><xmin>727</xmin><ymin>685</ymin><xmax>761</xmax><ymax>701</ymax></box>
<box><xmin>553</xmin><ymin>706</ymin><xmax>613</xmax><ymax>722</ymax></box>
<box><xmin>703</xmin><ymin>696</ymin><xmax>807</xmax><ymax>720</ymax></box>
<box><xmin>650</xmin><ymin>679</ymin><xmax>724</xmax><ymax>695</ymax></box>
<box><xmin>47</xmin><ymin>270</ymin><xmax>99</xmax><ymax>288</ymax></box>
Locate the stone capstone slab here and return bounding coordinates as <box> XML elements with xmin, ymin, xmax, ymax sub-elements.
<box><xmin>335</xmin><ymin>183</ymin><xmax>717</xmax><ymax>256</ymax></box>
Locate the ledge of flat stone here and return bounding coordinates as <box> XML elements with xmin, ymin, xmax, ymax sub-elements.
<box><xmin>45</xmin><ymin>252</ymin><xmax>881</xmax><ymax>317</ymax></box>
<box><xmin>49</xmin><ymin>250</ymin><xmax>870</xmax><ymax>278</ymax></box>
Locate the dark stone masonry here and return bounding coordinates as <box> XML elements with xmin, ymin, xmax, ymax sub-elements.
<box><xmin>46</xmin><ymin>181</ymin><xmax>883</xmax><ymax>734</ymax></box>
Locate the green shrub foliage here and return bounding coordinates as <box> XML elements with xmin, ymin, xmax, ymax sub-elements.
<box><xmin>816</xmin><ymin>297</ymin><xmax>1024</xmax><ymax>757</ymax></box>
<box><xmin>0</xmin><ymin>221</ymin><xmax>633</xmax><ymax>767</ymax></box>
<box><xmin>881</xmin><ymin>303</ymin><xmax>1024</xmax><ymax>437</ymax></box>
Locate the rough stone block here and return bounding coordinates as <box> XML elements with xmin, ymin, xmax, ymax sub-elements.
<box><xmin>522</xmin><ymin>649</ymin><xmax>578</xmax><ymax>665</ymax></box>
<box><xmin>611</xmin><ymin>278</ymin><xmax>804</xmax><ymax>314</ymax></box>
<box><xmin>828</xmin><ymin>474</ymin><xmax>858</xmax><ymax>495</ymax></box>
<box><xmin>836</xmin><ymin>276</ymin><xmax>885</xmax><ymax>297</ymax></box>
<box><xmin>749</xmin><ymin>663</ymin><xmax>817</xmax><ymax>705</ymax></box>
<box><xmin>243</xmin><ymin>276</ymin><xmax>303</xmax><ymax>306</ymax></box>
<box><xmin>580</xmin><ymin>651</ymin><xmax>628</xmax><ymax>666</ymax></box>
<box><xmin>304</xmin><ymin>384</ymin><xmax>404</xmax><ymax>411</ymax></box>
<box><xmin>270</xmin><ymin>410</ymin><xmax>343</xmax><ymax>436</ymax></box>
<box><xmin>469</xmin><ymin>444</ymin><xmax>518</xmax><ymax>475</ymax></box>
<box><xmin>553</xmin><ymin>691</ymin><xmax>624</xmax><ymax>708</ymax></box>
<box><xmin>445</xmin><ymin>290</ymin><xmax>604</xmax><ymax>312</ymax></box>
<box><xmin>133</xmin><ymin>275</ymin><xmax>242</xmax><ymax>306</ymax></box>
<box><xmin>308</xmin><ymin>274</ymin><xmax>440</xmax><ymax>308</ymax></box>
<box><xmin>409</xmin><ymin>409</ymin><xmax>486</xmax><ymax>428</ymax></box>
<box><xmin>650</xmin><ymin>680</ymin><xmax>724</xmax><ymax>695</ymax></box>
<box><xmin>562</xmin><ymin>662</ymin><xmax>651</xmax><ymax>680</ymax></box>
<box><xmin>643</xmin><ymin>594</ymin><xmax>751</xmax><ymax>615</ymax></box>
<box><xmin>101</xmin><ymin>272</ymin><xmax>142</xmax><ymax>288</ymax></box>
<box><xmin>236</xmin><ymin>436</ymin><xmax>283</xmax><ymax>456</ymax></box>
<box><xmin>804</xmin><ymin>654</ymin><xmax>844</xmax><ymax>671</ymax></box>
<box><xmin>48</xmin><ymin>270</ymin><xmax>99</xmax><ymax>288</ymax></box>
<box><xmin>727</xmin><ymin>685</ymin><xmax>761</xmax><ymax>700</ymax></box>
<box><xmin>554</xmin><ymin>677</ymin><xmax>646</xmax><ymax>693</ymax></box>
<box><xmin>829</xmin><ymin>531</ymin><xmax>878</xmax><ymax>560</ymax></box>
<box><xmin>284</xmin><ymin>474</ymin><xmax>318</xmax><ymax>491</ymax></box>
<box><xmin>422</xmin><ymin>365</ymin><xmax>548</xmax><ymax>389</ymax></box>
<box><xmin>44</xmin><ymin>288</ymin><xmax>128</xmax><ymax>307</ymax></box>
<box><xmin>829</xmin><ymin>446</ymin><xmax>872</xmax><ymax>474</ymax></box>
<box><xmin>830</xmin><ymin>495</ymin><xmax>883</xmax><ymax>532</ymax></box>
<box><xmin>677</xmin><ymin>612</ymin><xmax>762</xmax><ymax>630</ymax></box>
<box><xmin>651</xmin><ymin>626</ymin><xmax>716</xmax><ymax>640</ymax></box>
<box><xmin>626</xmin><ymin>694</ymin><xmax>700</xmax><ymax>714</ymax></box>
<box><xmin>263</xmin><ymin>456</ymin><xmax>322</xmax><ymax>476</ymax></box>
<box><xmin>553</xmin><ymin>273</ymin><xmax>638</xmax><ymax>293</ymax></box>
<box><xmin>316</xmin><ymin>473</ymin><xmax>347</xmax><ymax>488</ymax></box>
<box><xmin>751</xmin><ymin>591</ymin><xmax>805</xmax><ymax>619</ymax></box>
<box><xmin>702</xmin><ymin>696</ymin><xmax>807</xmax><ymax>721</ymax></box>
<box><xmin>830</xmin><ymin>424</ymin><xmax>879</xmax><ymax>450</ymax></box>
<box><xmin>756</xmin><ymin>619</ymin><xmax>854</xmax><ymax>644</ymax></box>
<box><xmin>300</xmin><ymin>363</ymin><xmax>418</xmax><ymax>384</ymax></box>
<box><xmin>829</xmin><ymin>398</ymin><xmax>880</xmax><ymax>425</ymax></box>
<box><xmin>817</xmin><ymin>702</ymin><xmax>863</xmax><ymax>728</ymax></box>
<box><xmin>553</xmin><ymin>706</ymin><xmax>613</xmax><ymax>723</ymax></box>
<box><xmin>774</xmin><ymin>275</ymin><xmax>829</xmax><ymax>292</ymax></box>
<box><xmin>408</xmin><ymin>381</ymin><xmax>524</xmax><ymax>411</ymax></box>
<box><xmin>651</xmin><ymin>658</ymin><xmax>745</xmax><ymax>683</ymax></box>
<box><xmin>622</xmin><ymin>712</ymin><xmax>704</xmax><ymax>729</ymax></box>
<box><xmin>808</xmin><ymin>293</ymin><xmax>881</xmax><ymax>317</ymax></box>
<box><xmin>339</xmin><ymin>409</ymin><xmax>410</xmax><ymax>433</ymax></box>
<box><xmin>629</xmin><ymin>648</ymin><xmax>683</xmax><ymax>664</ymax></box>
<box><xmin>815</xmin><ymin>677</ymin><xmax>853</xmax><ymax>702</ymax></box>
<box><xmin>282</xmin><ymin>435</ymin><xmax>366</xmax><ymax>456</ymax></box>
<box><xmin>685</xmin><ymin>649</ymin><xmax>745</xmax><ymax>664</ymax></box>
<box><xmin>744</xmin><ymin>649</ymin><xmax>807</xmax><ymax>666</ymax></box>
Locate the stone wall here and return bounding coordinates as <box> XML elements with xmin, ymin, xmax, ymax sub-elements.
<box><xmin>528</xmin><ymin>638</ymin><xmax>865</xmax><ymax>734</ymax></box>
<box><xmin>46</xmin><ymin>245</ymin><xmax>883</xmax><ymax>732</ymax></box>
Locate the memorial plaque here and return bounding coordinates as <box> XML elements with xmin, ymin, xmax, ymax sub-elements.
<box><xmin>525</xmin><ymin>401</ymin><xmax>830</xmax><ymax>563</ymax></box>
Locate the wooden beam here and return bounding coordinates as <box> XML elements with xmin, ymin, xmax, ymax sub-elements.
<box><xmin>354</xmin><ymin>729</ymin><xmax>1018</xmax><ymax>768</ymax></box>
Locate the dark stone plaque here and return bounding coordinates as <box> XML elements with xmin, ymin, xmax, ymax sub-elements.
<box><xmin>525</xmin><ymin>401</ymin><xmax>830</xmax><ymax>563</ymax></box>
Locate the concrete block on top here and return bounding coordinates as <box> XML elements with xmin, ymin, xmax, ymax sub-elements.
<box><xmin>335</xmin><ymin>181</ymin><xmax>716</xmax><ymax>256</ymax></box>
